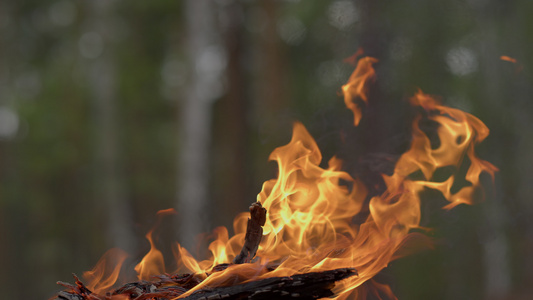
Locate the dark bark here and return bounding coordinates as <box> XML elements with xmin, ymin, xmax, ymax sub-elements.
<box><xmin>233</xmin><ymin>202</ymin><xmax>267</xmax><ymax>264</ymax></box>
<box><xmin>54</xmin><ymin>268</ymin><xmax>357</xmax><ymax>300</ymax></box>
<box><xmin>54</xmin><ymin>203</ymin><xmax>357</xmax><ymax>300</ymax></box>
<box><xmin>213</xmin><ymin>0</ymin><xmax>250</xmax><ymax>231</ymax></box>
<box><xmin>181</xmin><ymin>268</ymin><xmax>357</xmax><ymax>300</ymax></box>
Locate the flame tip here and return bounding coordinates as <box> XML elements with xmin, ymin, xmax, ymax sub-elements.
<box><xmin>157</xmin><ymin>208</ymin><xmax>177</xmax><ymax>215</ymax></box>
<box><xmin>500</xmin><ymin>55</ymin><xmax>517</xmax><ymax>63</ymax></box>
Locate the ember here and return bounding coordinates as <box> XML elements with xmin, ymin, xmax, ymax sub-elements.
<box><xmin>53</xmin><ymin>55</ymin><xmax>496</xmax><ymax>299</ymax></box>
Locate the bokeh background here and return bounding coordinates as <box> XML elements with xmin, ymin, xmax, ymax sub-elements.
<box><xmin>1</xmin><ymin>0</ymin><xmax>532</xmax><ymax>299</ymax></box>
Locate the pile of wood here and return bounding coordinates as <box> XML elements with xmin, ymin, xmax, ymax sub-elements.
<box><xmin>53</xmin><ymin>203</ymin><xmax>358</xmax><ymax>300</ymax></box>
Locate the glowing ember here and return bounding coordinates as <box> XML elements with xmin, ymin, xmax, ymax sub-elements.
<box><xmin>500</xmin><ymin>55</ymin><xmax>517</xmax><ymax>63</ymax></box>
<box><xmin>500</xmin><ymin>55</ymin><xmax>523</xmax><ymax>73</ymax></box>
<box><xmin>74</xmin><ymin>56</ymin><xmax>496</xmax><ymax>299</ymax></box>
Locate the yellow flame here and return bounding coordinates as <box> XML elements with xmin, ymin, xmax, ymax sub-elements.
<box><xmin>134</xmin><ymin>208</ymin><xmax>176</xmax><ymax>280</ymax></box>
<box><xmin>84</xmin><ymin>56</ymin><xmax>496</xmax><ymax>300</ymax></box>
<box><xmin>401</xmin><ymin>90</ymin><xmax>498</xmax><ymax>210</ymax></box>
<box><xmin>82</xmin><ymin>248</ymin><xmax>128</xmax><ymax>295</ymax></box>
<box><xmin>341</xmin><ymin>56</ymin><xmax>378</xmax><ymax>126</ymax></box>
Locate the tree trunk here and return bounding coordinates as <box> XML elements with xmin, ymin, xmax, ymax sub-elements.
<box><xmin>475</xmin><ymin>8</ymin><xmax>512</xmax><ymax>300</ymax></box>
<box><xmin>85</xmin><ymin>0</ymin><xmax>136</xmax><ymax>253</ymax></box>
<box><xmin>177</xmin><ymin>0</ymin><xmax>224</xmax><ymax>250</ymax></box>
<box><xmin>211</xmin><ymin>1</ymin><xmax>250</xmax><ymax>230</ymax></box>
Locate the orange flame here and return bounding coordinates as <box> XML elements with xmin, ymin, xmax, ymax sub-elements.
<box><xmin>500</xmin><ymin>55</ymin><xmax>523</xmax><ymax>73</ymax></box>
<box><xmin>343</xmin><ymin>48</ymin><xmax>365</xmax><ymax>66</ymax></box>
<box><xmin>134</xmin><ymin>208</ymin><xmax>176</xmax><ymax>280</ymax></box>
<box><xmin>398</xmin><ymin>90</ymin><xmax>498</xmax><ymax>210</ymax></box>
<box><xmin>82</xmin><ymin>248</ymin><xmax>128</xmax><ymax>295</ymax></box>
<box><xmin>500</xmin><ymin>55</ymin><xmax>517</xmax><ymax>63</ymax></box>
<box><xmin>82</xmin><ymin>56</ymin><xmax>496</xmax><ymax>299</ymax></box>
<box><xmin>341</xmin><ymin>56</ymin><xmax>378</xmax><ymax>126</ymax></box>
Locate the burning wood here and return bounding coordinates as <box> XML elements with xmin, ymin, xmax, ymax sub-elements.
<box><xmin>52</xmin><ymin>55</ymin><xmax>497</xmax><ymax>299</ymax></box>
<box><xmin>55</xmin><ymin>269</ymin><xmax>357</xmax><ymax>300</ymax></box>
<box><xmin>53</xmin><ymin>203</ymin><xmax>356</xmax><ymax>300</ymax></box>
<box><xmin>233</xmin><ymin>202</ymin><xmax>267</xmax><ymax>264</ymax></box>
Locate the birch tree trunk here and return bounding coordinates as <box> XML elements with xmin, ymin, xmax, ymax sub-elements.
<box><xmin>85</xmin><ymin>0</ymin><xmax>136</xmax><ymax>254</ymax></box>
<box><xmin>177</xmin><ymin>0</ymin><xmax>224</xmax><ymax>250</ymax></box>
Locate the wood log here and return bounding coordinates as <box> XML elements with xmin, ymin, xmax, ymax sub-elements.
<box><xmin>233</xmin><ymin>202</ymin><xmax>266</xmax><ymax>264</ymax></box>
<box><xmin>54</xmin><ymin>268</ymin><xmax>357</xmax><ymax>300</ymax></box>
<box><xmin>180</xmin><ymin>268</ymin><xmax>358</xmax><ymax>300</ymax></box>
<box><xmin>53</xmin><ymin>202</ymin><xmax>359</xmax><ymax>299</ymax></box>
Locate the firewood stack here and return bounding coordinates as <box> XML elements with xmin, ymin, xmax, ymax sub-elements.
<box><xmin>53</xmin><ymin>203</ymin><xmax>358</xmax><ymax>300</ymax></box>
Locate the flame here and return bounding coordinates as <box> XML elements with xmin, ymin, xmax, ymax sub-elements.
<box><xmin>134</xmin><ymin>208</ymin><xmax>176</xmax><ymax>280</ymax></box>
<box><xmin>500</xmin><ymin>55</ymin><xmax>517</xmax><ymax>63</ymax></box>
<box><xmin>341</xmin><ymin>56</ymin><xmax>378</xmax><ymax>126</ymax></box>
<box><xmin>398</xmin><ymin>90</ymin><xmax>498</xmax><ymax>210</ymax></box>
<box><xmin>82</xmin><ymin>248</ymin><xmax>128</xmax><ymax>295</ymax></box>
<box><xmin>343</xmin><ymin>48</ymin><xmax>365</xmax><ymax>66</ymax></box>
<box><xmin>500</xmin><ymin>55</ymin><xmax>523</xmax><ymax>73</ymax></box>
<box><xmin>81</xmin><ymin>56</ymin><xmax>496</xmax><ymax>299</ymax></box>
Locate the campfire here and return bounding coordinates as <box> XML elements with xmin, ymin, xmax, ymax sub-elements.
<box><xmin>53</xmin><ymin>55</ymin><xmax>497</xmax><ymax>300</ymax></box>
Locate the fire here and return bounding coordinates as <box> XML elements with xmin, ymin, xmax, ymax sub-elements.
<box><xmin>80</xmin><ymin>56</ymin><xmax>496</xmax><ymax>299</ymax></box>
<box><xmin>341</xmin><ymin>56</ymin><xmax>377</xmax><ymax>126</ymax></box>
<box><xmin>134</xmin><ymin>208</ymin><xmax>177</xmax><ymax>280</ymax></box>
<box><xmin>398</xmin><ymin>91</ymin><xmax>498</xmax><ymax>210</ymax></box>
<box><xmin>500</xmin><ymin>55</ymin><xmax>517</xmax><ymax>63</ymax></box>
<box><xmin>82</xmin><ymin>248</ymin><xmax>128</xmax><ymax>296</ymax></box>
<box><xmin>500</xmin><ymin>55</ymin><xmax>523</xmax><ymax>73</ymax></box>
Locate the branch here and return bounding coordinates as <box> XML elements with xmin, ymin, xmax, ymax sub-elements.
<box><xmin>232</xmin><ymin>202</ymin><xmax>266</xmax><ymax>264</ymax></box>
<box><xmin>181</xmin><ymin>268</ymin><xmax>358</xmax><ymax>300</ymax></box>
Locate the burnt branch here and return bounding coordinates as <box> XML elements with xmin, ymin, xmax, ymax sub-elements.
<box><xmin>53</xmin><ymin>202</ymin><xmax>360</xmax><ymax>299</ymax></box>
<box><xmin>54</xmin><ymin>268</ymin><xmax>357</xmax><ymax>300</ymax></box>
<box><xmin>181</xmin><ymin>268</ymin><xmax>358</xmax><ymax>300</ymax></box>
<box><xmin>233</xmin><ymin>202</ymin><xmax>267</xmax><ymax>264</ymax></box>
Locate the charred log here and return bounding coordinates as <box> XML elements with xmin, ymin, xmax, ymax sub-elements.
<box><xmin>54</xmin><ymin>268</ymin><xmax>357</xmax><ymax>300</ymax></box>
<box><xmin>181</xmin><ymin>268</ymin><xmax>358</xmax><ymax>300</ymax></box>
<box><xmin>53</xmin><ymin>203</ymin><xmax>358</xmax><ymax>299</ymax></box>
<box><xmin>233</xmin><ymin>202</ymin><xmax>267</xmax><ymax>264</ymax></box>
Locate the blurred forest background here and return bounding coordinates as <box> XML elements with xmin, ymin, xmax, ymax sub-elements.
<box><xmin>1</xmin><ymin>0</ymin><xmax>532</xmax><ymax>299</ymax></box>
